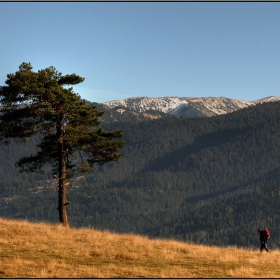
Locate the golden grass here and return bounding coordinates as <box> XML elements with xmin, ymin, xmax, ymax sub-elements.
<box><xmin>0</xmin><ymin>217</ymin><xmax>279</xmax><ymax>278</ymax></box>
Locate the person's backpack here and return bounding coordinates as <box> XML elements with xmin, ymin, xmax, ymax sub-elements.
<box><xmin>264</xmin><ymin>228</ymin><xmax>270</xmax><ymax>239</ymax></box>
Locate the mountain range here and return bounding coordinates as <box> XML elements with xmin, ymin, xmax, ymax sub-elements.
<box><xmin>100</xmin><ymin>96</ymin><xmax>280</xmax><ymax>119</ymax></box>
<box><xmin>1</xmin><ymin>96</ymin><xmax>280</xmax><ymax>249</ymax></box>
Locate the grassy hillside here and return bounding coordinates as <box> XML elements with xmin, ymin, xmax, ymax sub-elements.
<box><xmin>0</xmin><ymin>217</ymin><xmax>280</xmax><ymax>278</ymax></box>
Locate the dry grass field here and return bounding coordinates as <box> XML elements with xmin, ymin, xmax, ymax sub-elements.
<box><xmin>0</xmin><ymin>217</ymin><xmax>280</xmax><ymax>278</ymax></box>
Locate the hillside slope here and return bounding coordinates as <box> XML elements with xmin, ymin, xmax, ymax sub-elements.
<box><xmin>1</xmin><ymin>101</ymin><xmax>280</xmax><ymax>248</ymax></box>
<box><xmin>84</xmin><ymin>100</ymin><xmax>280</xmax><ymax>247</ymax></box>
<box><xmin>1</xmin><ymin>217</ymin><xmax>280</xmax><ymax>278</ymax></box>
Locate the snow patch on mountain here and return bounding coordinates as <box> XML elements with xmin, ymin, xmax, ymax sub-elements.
<box><xmin>170</xmin><ymin>103</ymin><xmax>189</xmax><ymax>116</ymax></box>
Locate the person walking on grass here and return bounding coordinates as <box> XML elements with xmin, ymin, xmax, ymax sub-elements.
<box><xmin>258</xmin><ymin>227</ymin><xmax>270</xmax><ymax>253</ymax></box>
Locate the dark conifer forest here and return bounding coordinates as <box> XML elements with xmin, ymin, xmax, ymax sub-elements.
<box><xmin>1</xmin><ymin>100</ymin><xmax>280</xmax><ymax>248</ymax></box>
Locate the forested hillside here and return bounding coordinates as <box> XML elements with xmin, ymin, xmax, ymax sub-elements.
<box><xmin>1</xmin><ymin>100</ymin><xmax>280</xmax><ymax>248</ymax></box>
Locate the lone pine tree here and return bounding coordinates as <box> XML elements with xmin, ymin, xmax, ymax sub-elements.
<box><xmin>0</xmin><ymin>62</ymin><xmax>125</xmax><ymax>227</ymax></box>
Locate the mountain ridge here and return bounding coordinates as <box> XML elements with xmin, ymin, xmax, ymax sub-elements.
<box><xmin>102</xmin><ymin>95</ymin><xmax>280</xmax><ymax>118</ymax></box>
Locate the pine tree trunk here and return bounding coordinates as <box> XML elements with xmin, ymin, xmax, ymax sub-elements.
<box><xmin>57</xmin><ymin>117</ymin><xmax>69</xmax><ymax>227</ymax></box>
<box><xmin>58</xmin><ymin>158</ymin><xmax>69</xmax><ymax>227</ymax></box>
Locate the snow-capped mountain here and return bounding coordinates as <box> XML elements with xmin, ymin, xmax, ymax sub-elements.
<box><xmin>103</xmin><ymin>96</ymin><xmax>280</xmax><ymax>118</ymax></box>
<box><xmin>104</xmin><ymin>97</ymin><xmax>189</xmax><ymax>114</ymax></box>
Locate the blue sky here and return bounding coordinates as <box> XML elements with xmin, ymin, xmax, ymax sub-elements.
<box><xmin>1</xmin><ymin>2</ymin><xmax>280</xmax><ymax>103</ymax></box>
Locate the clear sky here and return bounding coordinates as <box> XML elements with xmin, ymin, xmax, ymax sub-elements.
<box><xmin>1</xmin><ymin>2</ymin><xmax>280</xmax><ymax>103</ymax></box>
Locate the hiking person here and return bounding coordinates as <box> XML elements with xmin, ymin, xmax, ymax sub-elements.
<box><xmin>258</xmin><ymin>227</ymin><xmax>270</xmax><ymax>253</ymax></box>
